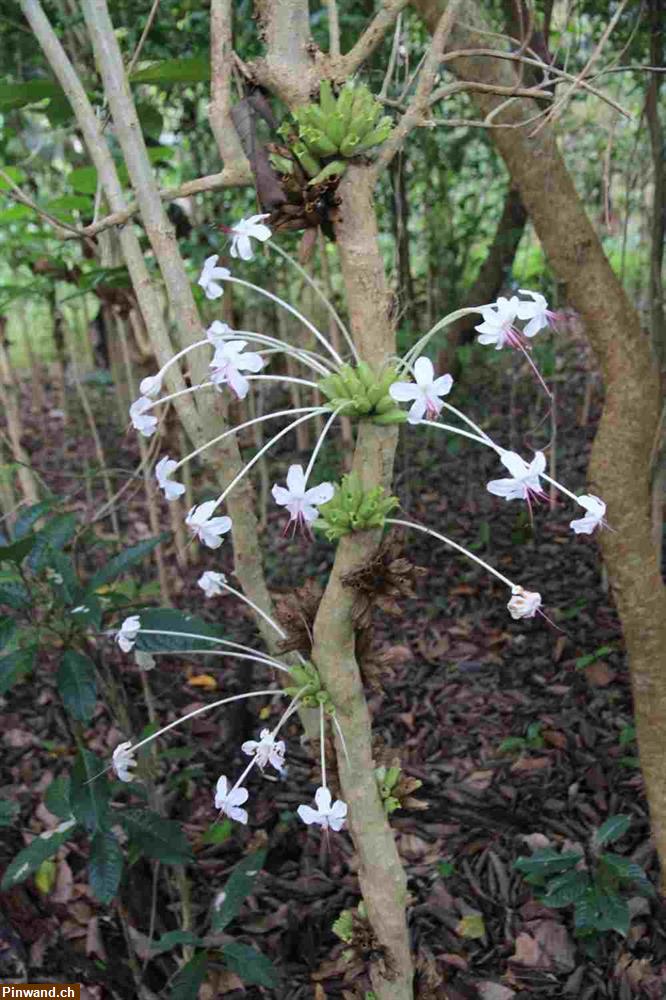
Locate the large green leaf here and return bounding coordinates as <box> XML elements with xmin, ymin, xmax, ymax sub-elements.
<box><xmin>120</xmin><ymin>809</ymin><xmax>192</xmax><ymax>864</ymax></box>
<box><xmin>0</xmin><ymin>616</ymin><xmax>16</xmax><ymax>651</ymax></box>
<box><xmin>222</xmin><ymin>942</ymin><xmax>279</xmax><ymax>988</ymax></box>
<box><xmin>0</xmin><ymin>580</ymin><xmax>30</xmax><ymax>610</ymax></box>
<box><xmin>150</xmin><ymin>930</ymin><xmax>205</xmax><ymax>956</ymax></box>
<box><xmin>0</xmin><ymin>166</ymin><xmax>26</xmax><ymax>190</ymax></box>
<box><xmin>57</xmin><ymin>650</ymin><xmax>97</xmax><ymax>722</ymax></box>
<box><xmin>28</xmin><ymin>514</ymin><xmax>77</xmax><ymax>571</ymax></box>
<box><xmin>133</xmin><ymin>608</ymin><xmax>225</xmax><ymax>654</ymax></box>
<box><xmin>514</xmin><ymin>849</ymin><xmax>583</xmax><ymax>885</ymax></box>
<box><xmin>0</xmin><ymin>80</ymin><xmax>64</xmax><ymax>112</ymax></box>
<box><xmin>0</xmin><ymin>798</ymin><xmax>19</xmax><ymax>827</ymax></box>
<box><xmin>0</xmin><ymin>534</ymin><xmax>36</xmax><ymax>565</ymax></box>
<box><xmin>86</xmin><ymin>535</ymin><xmax>167</xmax><ymax>593</ymax></box>
<box><xmin>540</xmin><ymin>869</ymin><xmax>590</xmax><ymax>908</ymax></box>
<box><xmin>68</xmin><ymin>166</ymin><xmax>98</xmax><ymax>195</ymax></box>
<box><xmin>1</xmin><ymin>819</ymin><xmax>77</xmax><ymax>889</ymax></box>
<box><xmin>89</xmin><ymin>830</ymin><xmax>123</xmax><ymax>904</ymax></box>
<box><xmin>594</xmin><ymin>815</ymin><xmax>631</xmax><ymax>847</ymax></box>
<box><xmin>13</xmin><ymin>501</ymin><xmax>54</xmax><ymax>538</ymax></box>
<box><xmin>594</xmin><ymin>892</ymin><xmax>630</xmax><ymax>936</ymax></box>
<box><xmin>45</xmin><ymin>776</ymin><xmax>72</xmax><ymax>820</ymax></box>
<box><xmin>0</xmin><ymin>645</ymin><xmax>37</xmax><ymax>696</ymax></box>
<box><xmin>130</xmin><ymin>56</ymin><xmax>210</xmax><ymax>85</ymax></box>
<box><xmin>212</xmin><ymin>849</ymin><xmax>266</xmax><ymax>931</ymax></box>
<box><xmin>168</xmin><ymin>952</ymin><xmax>208</xmax><ymax>1000</ymax></box>
<box><xmin>70</xmin><ymin>750</ymin><xmax>110</xmax><ymax>833</ymax></box>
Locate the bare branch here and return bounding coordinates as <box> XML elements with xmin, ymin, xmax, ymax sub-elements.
<box><xmin>379</xmin><ymin>12</ymin><xmax>403</xmax><ymax>99</ymax></box>
<box><xmin>324</xmin><ymin>0</ymin><xmax>341</xmax><ymax>57</ymax></box>
<box><xmin>210</xmin><ymin>0</ymin><xmax>252</xmax><ymax>179</ymax></box>
<box><xmin>0</xmin><ymin>166</ymin><xmax>94</xmax><ymax>243</ymax></box>
<box><xmin>126</xmin><ymin>0</ymin><xmax>161</xmax><ymax>77</ymax></box>
<box><xmin>370</xmin><ymin>0</ymin><xmax>463</xmax><ymax>178</ymax></box>
<box><xmin>340</xmin><ymin>0</ymin><xmax>408</xmax><ymax>77</ymax></box>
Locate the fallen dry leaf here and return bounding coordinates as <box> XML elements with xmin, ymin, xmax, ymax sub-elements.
<box><xmin>187</xmin><ymin>673</ymin><xmax>218</xmax><ymax>690</ymax></box>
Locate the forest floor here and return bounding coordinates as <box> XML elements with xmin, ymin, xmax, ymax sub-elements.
<box><xmin>1</xmin><ymin>341</ymin><xmax>665</xmax><ymax>1000</ymax></box>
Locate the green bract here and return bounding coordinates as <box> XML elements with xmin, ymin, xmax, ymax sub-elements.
<box><xmin>276</xmin><ymin>80</ymin><xmax>393</xmax><ymax>182</ymax></box>
<box><xmin>314</xmin><ymin>472</ymin><xmax>399</xmax><ymax>541</ymax></box>
<box><xmin>318</xmin><ymin>362</ymin><xmax>407</xmax><ymax>424</ymax></box>
<box><xmin>284</xmin><ymin>660</ymin><xmax>334</xmax><ymax>713</ymax></box>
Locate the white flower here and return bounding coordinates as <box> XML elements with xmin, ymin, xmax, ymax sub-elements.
<box><xmin>570</xmin><ymin>494</ymin><xmax>606</xmax><ymax>535</ymax></box>
<box><xmin>198</xmin><ymin>254</ymin><xmax>231</xmax><ymax>300</ymax></box>
<box><xmin>507</xmin><ymin>587</ymin><xmax>542</xmax><ymax>620</ymax></box>
<box><xmin>507</xmin><ymin>586</ymin><xmax>542</xmax><ymax>620</ymax></box>
<box><xmin>112</xmin><ymin>741</ymin><xmax>137</xmax><ymax>782</ymax></box>
<box><xmin>206</xmin><ymin>320</ymin><xmax>233</xmax><ymax>345</ymax></box>
<box><xmin>487</xmin><ymin>450</ymin><xmax>546</xmax><ymax>503</ymax></box>
<box><xmin>241</xmin><ymin>729</ymin><xmax>286</xmax><ymax>773</ymax></box>
<box><xmin>229</xmin><ymin>214</ymin><xmax>271</xmax><ymax>261</ymax></box>
<box><xmin>210</xmin><ymin>340</ymin><xmax>265</xmax><ymax>400</ymax></box>
<box><xmin>139</xmin><ymin>374</ymin><xmax>162</xmax><ymax>398</ymax></box>
<box><xmin>214</xmin><ymin>775</ymin><xmax>249</xmax><ymax>824</ymax></box>
<box><xmin>475</xmin><ymin>296</ymin><xmax>522</xmax><ymax>350</ymax></box>
<box><xmin>271</xmin><ymin>464</ymin><xmax>334</xmax><ymax>531</ymax></box>
<box><xmin>516</xmin><ymin>289</ymin><xmax>558</xmax><ymax>338</ymax></box>
<box><xmin>197</xmin><ymin>570</ymin><xmax>228</xmax><ymax>598</ymax></box>
<box><xmin>186</xmin><ymin>501</ymin><xmax>232</xmax><ymax>549</ymax></box>
<box><xmin>155</xmin><ymin>456</ymin><xmax>185</xmax><ymax>501</ymax></box>
<box><xmin>389</xmin><ymin>357</ymin><xmax>453</xmax><ymax>424</ymax></box>
<box><xmin>297</xmin><ymin>786</ymin><xmax>347</xmax><ymax>832</ymax></box>
<box><xmin>116</xmin><ymin>615</ymin><xmax>141</xmax><ymax>653</ymax></box>
<box><xmin>129</xmin><ymin>396</ymin><xmax>157</xmax><ymax>437</ymax></box>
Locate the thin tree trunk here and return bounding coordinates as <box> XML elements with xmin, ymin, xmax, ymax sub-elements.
<box><xmin>312</xmin><ymin>166</ymin><xmax>413</xmax><ymax>1000</ymax></box>
<box><xmin>413</xmin><ymin>0</ymin><xmax>666</xmax><ymax>883</ymax></box>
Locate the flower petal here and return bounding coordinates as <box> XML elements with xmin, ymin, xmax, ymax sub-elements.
<box><xmin>413</xmin><ymin>356</ymin><xmax>434</xmax><ymax>386</ymax></box>
<box><xmin>389</xmin><ymin>381</ymin><xmax>420</xmax><ymax>402</ymax></box>
<box><xmin>314</xmin><ymin>786</ymin><xmax>332</xmax><ymax>813</ymax></box>
<box><xmin>286</xmin><ymin>464</ymin><xmax>307</xmax><ymax>495</ymax></box>
<box><xmin>304</xmin><ymin>482</ymin><xmax>334</xmax><ymax>506</ymax></box>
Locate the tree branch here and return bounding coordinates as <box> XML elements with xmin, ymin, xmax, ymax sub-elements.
<box><xmin>339</xmin><ymin>0</ymin><xmax>408</xmax><ymax>77</ymax></box>
<box><xmin>210</xmin><ymin>0</ymin><xmax>252</xmax><ymax>180</ymax></box>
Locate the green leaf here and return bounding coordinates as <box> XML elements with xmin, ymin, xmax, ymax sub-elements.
<box><xmin>222</xmin><ymin>942</ymin><xmax>279</xmax><ymax>989</ymax></box>
<box><xmin>0</xmin><ymin>534</ymin><xmax>36</xmax><ymax>565</ymax></box>
<box><xmin>514</xmin><ymin>849</ymin><xmax>583</xmax><ymax>883</ymax></box>
<box><xmin>436</xmin><ymin>860</ymin><xmax>455</xmax><ymax>877</ymax></box>
<box><xmin>0</xmin><ymin>205</ymin><xmax>32</xmax><ymax>223</ymax></box>
<box><xmin>28</xmin><ymin>514</ymin><xmax>77</xmax><ymax>571</ymax></box>
<box><xmin>130</xmin><ymin>56</ymin><xmax>210</xmax><ymax>85</ymax></box>
<box><xmin>57</xmin><ymin>650</ymin><xmax>97</xmax><ymax>722</ymax></box>
<box><xmin>600</xmin><ymin>853</ymin><xmax>655</xmax><ymax>895</ymax></box>
<box><xmin>1</xmin><ymin>819</ymin><xmax>77</xmax><ymax>889</ymax></box>
<box><xmin>0</xmin><ymin>166</ymin><xmax>26</xmax><ymax>190</ymax></box>
<box><xmin>89</xmin><ymin>830</ymin><xmax>123</xmax><ymax>904</ymax></box>
<box><xmin>0</xmin><ymin>798</ymin><xmax>19</xmax><ymax>827</ymax></box>
<box><xmin>70</xmin><ymin>750</ymin><xmax>110</xmax><ymax>833</ymax></box>
<box><xmin>201</xmin><ymin>819</ymin><xmax>232</xmax><ymax>845</ymax></box>
<box><xmin>150</xmin><ymin>930</ymin><xmax>205</xmax><ymax>955</ymax></box>
<box><xmin>0</xmin><ymin>80</ymin><xmax>64</xmax><ymax>112</ymax></box>
<box><xmin>0</xmin><ymin>581</ymin><xmax>30</xmax><ymax>610</ymax></box>
<box><xmin>86</xmin><ymin>535</ymin><xmax>167</xmax><ymax>593</ymax></box>
<box><xmin>133</xmin><ymin>607</ymin><xmax>225</xmax><ymax>654</ymax></box>
<box><xmin>594</xmin><ymin>815</ymin><xmax>631</xmax><ymax>847</ymax></box>
<box><xmin>68</xmin><ymin>166</ymin><xmax>98</xmax><ymax>195</ymax></box>
<box><xmin>0</xmin><ymin>645</ymin><xmax>37</xmax><ymax>696</ymax></box>
<box><xmin>540</xmin><ymin>869</ymin><xmax>590</xmax><ymax>908</ymax></box>
<box><xmin>120</xmin><ymin>809</ymin><xmax>192</xmax><ymax>864</ymax></box>
<box><xmin>0</xmin><ymin>616</ymin><xmax>16</xmax><ymax>651</ymax></box>
<box><xmin>14</xmin><ymin>501</ymin><xmax>54</xmax><ymax>538</ymax></box>
<box><xmin>594</xmin><ymin>892</ymin><xmax>630</xmax><ymax>936</ymax></box>
<box><xmin>212</xmin><ymin>849</ymin><xmax>266</xmax><ymax>931</ymax></box>
<box><xmin>45</xmin><ymin>776</ymin><xmax>72</xmax><ymax>820</ymax></box>
<box><xmin>169</xmin><ymin>951</ymin><xmax>208</xmax><ymax>1000</ymax></box>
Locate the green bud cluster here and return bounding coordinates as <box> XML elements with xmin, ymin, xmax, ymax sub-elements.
<box><xmin>285</xmin><ymin>660</ymin><xmax>334</xmax><ymax>713</ymax></box>
<box><xmin>275</xmin><ymin>80</ymin><xmax>393</xmax><ymax>185</ymax></box>
<box><xmin>318</xmin><ymin>362</ymin><xmax>407</xmax><ymax>425</ymax></box>
<box><xmin>375</xmin><ymin>764</ymin><xmax>403</xmax><ymax>815</ymax></box>
<box><xmin>314</xmin><ymin>472</ymin><xmax>399</xmax><ymax>542</ymax></box>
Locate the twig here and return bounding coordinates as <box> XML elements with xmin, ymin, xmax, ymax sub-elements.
<box><xmin>126</xmin><ymin>0</ymin><xmax>161</xmax><ymax>78</ymax></box>
<box><xmin>209</xmin><ymin>0</ymin><xmax>251</xmax><ymax>179</ymax></box>
<box><xmin>379</xmin><ymin>12</ymin><xmax>402</xmax><ymax>99</ymax></box>
<box><xmin>0</xmin><ymin>166</ymin><xmax>94</xmax><ymax>245</ymax></box>
<box><xmin>371</xmin><ymin>0</ymin><xmax>464</xmax><ymax>178</ymax></box>
<box><xmin>340</xmin><ymin>0</ymin><xmax>408</xmax><ymax>76</ymax></box>
<box><xmin>324</xmin><ymin>0</ymin><xmax>341</xmax><ymax>57</ymax></box>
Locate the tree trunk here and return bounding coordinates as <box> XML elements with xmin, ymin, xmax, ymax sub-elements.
<box><xmin>312</xmin><ymin>166</ymin><xmax>413</xmax><ymax>999</ymax></box>
<box><xmin>413</xmin><ymin>0</ymin><xmax>666</xmax><ymax>883</ymax></box>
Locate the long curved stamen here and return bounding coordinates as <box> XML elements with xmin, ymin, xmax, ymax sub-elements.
<box><xmin>417</xmin><ymin>420</ymin><xmax>498</xmax><ymax>449</ymax></box>
<box><xmin>304</xmin><ymin>404</ymin><xmax>348</xmax><ymax>483</ymax></box>
<box><xmin>221</xmin><ymin>275</ymin><xmax>344</xmax><ymax>368</ymax></box>
<box><xmin>386</xmin><ymin>517</ymin><xmax>518</xmax><ymax>591</ymax></box>
<box><xmin>173</xmin><ymin>407</ymin><xmax>323</xmax><ymax>473</ymax></box>
<box><xmin>212</xmin><ymin>329</ymin><xmax>332</xmax><ymax>375</ymax></box>
<box><xmin>125</xmin><ymin>629</ymin><xmax>291</xmax><ymax>673</ymax></box>
<box><xmin>319</xmin><ymin>703</ymin><xmax>327</xmax><ymax>789</ymax></box>
<box><xmin>215</xmin><ymin>409</ymin><xmax>327</xmax><ymax>508</ymax></box>
<box><xmin>246</xmin><ymin>374</ymin><xmax>320</xmax><ymax>390</ymax></box>
<box><xmin>217</xmin><ymin>582</ymin><xmax>286</xmax><ymax>638</ymax></box>
<box><xmin>399</xmin><ymin>306</ymin><xmax>482</xmax><ymax>374</ymax></box>
<box><xmin>515</xmin><ymin>340</ymin><xmax>552</xmax><ymax>398</ymax></box>
<box><xmin>266</xmin><ymin>238</ymin><xmax>358</xmax><ymax>364</ymax></box>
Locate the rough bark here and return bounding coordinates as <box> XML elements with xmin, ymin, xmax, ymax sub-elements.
<box><xmin>413</xmin><ymin>0</ymin><xmax>666</xmax><ymax>881</ymax></box>
<box><xmin>312</xmin><ymin>166</ymin><xmax>412</xmax><ymax>999</ymax></box>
